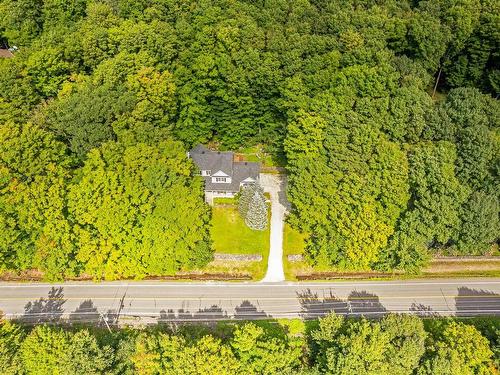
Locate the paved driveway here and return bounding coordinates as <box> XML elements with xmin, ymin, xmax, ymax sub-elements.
<box><xmin>259</xmin><ymin>173</ymin><xmax>289</xmax><ymax>282</ymax></box>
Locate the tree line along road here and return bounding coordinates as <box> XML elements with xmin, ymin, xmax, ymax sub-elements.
<box><xmin>0</xmin><ymin>278</ymin><xmax>499</xmax><ymax>325</ymax></box>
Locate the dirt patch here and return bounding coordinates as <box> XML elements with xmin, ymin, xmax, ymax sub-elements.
<box><xmin>0</xmin><ymin>270</ymin><xmax>94</xmax><ymax>282</ymax></box>
<box><xmin>0</xmin><ymin>270</ymin><xmax>252</xmax><ymax>282</ymax></box>
<box><xmin>424</xmin><ymin>259</ymin><xmax>500</xmax><ymax>273</ymax></box>
<box><xmin>297</xmin><ymin>272</ymin><xmax>397</xmax><ymax>280</ymax></box>
<box><xmin>290</xmin><ymin>257</ymin><xmax>500</xmax><ymax>280</ymax></box>
<box><xmin>144</xmin><ymin>273</ymin><xmax>252</xmax><ymax>281</ymax></box>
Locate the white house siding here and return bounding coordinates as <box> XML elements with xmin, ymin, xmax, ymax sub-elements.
<box><xmin>205</xmin><ymin>191</ymin><xmax>236</xmax><ymax>205</ymax></box>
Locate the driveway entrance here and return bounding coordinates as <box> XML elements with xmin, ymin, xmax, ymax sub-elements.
<box><xmin>260</xmin><ymin>173</ymin><xmax>289</xmax><ymax>282</ymax></box>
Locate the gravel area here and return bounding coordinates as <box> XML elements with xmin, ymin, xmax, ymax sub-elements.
<box><xmin>259</xmin><ymin>173</ymin><xmax>287</xmax><ymax>282</ymax></box>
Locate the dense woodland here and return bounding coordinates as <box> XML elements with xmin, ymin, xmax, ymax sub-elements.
<box><xmin>1</xmin><ymin>314</ymin><xmax>499</xmax><ymax>374</ymax></box>
<box><xmin>0</xmin><ymin>0</ymin><xmax>499</xmax><ymax>279</ymax></box>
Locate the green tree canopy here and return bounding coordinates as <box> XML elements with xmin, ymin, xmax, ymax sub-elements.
<box><xmin>0</xmin><ymin>122</ymin><xmax>75</xmax><ymax>279</ymax></box>
<box><xmin>311</xmin><ymin>313</ymin><xmax>427</xmax><ymax>375</ymax></box>
<box><xmin>418</xmin><ymin>321</ymin><xmax>494</xmax><ymax>375</ymax></box>
<box><xmin>68</xmin><ymin>139</ymin><xmax>212</xmax><ymax>280</ymax></box>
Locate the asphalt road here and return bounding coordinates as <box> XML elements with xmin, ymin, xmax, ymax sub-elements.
<box><xmin>1</xmin><ymin>278</ymin><xmax>499</xmax><ymax>325</ymax></box>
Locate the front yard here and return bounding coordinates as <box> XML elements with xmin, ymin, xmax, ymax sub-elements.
<box><xmin>283</xmin><ymin>223</ymin><xmax>310</xmax><ymax>280</ymax></box>
<box><xmin>211</xmin><ymin>205</ymin><xmax>269</xmax><ymax>254</ymax></box>
<box><xmin>204</xmin><ymin>201</ymin><xmax>270</xmax><ymax>280</ymax></box>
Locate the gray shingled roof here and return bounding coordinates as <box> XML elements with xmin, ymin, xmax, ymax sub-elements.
<box><xmin>204</xmin><ymin>161</ymin><xmax>260</xmax><ymax>192</ymax></box>
<box><xmin>190</xmin><ymin>145</ymin><xmax>233</xmax><ymax>176</ymax></box>
<box><xmin>189</xmin><ymin>145</ymin><xmax>260</xmax><ymax>193</ymax></box>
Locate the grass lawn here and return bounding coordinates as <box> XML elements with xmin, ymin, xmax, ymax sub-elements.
<box><xmin>201</xmin><ymin>259</ymin><xmax>269</xmax><ymax>281</ymax></box>
<box><xmin>235</xmin><ymin>144</ymin><xmax>286</xmax><ymax>168</ymax></box>
<box><xmin>284</xmin><ymin>224</ymin><xmax>308</xmax><ymax>255</ymax></box>
<box><xmin>213</xmin><ymin>197</ymin><xmax>237</xmax><ymax>205</ymax></box>
<box><xmin>207</xmin><ymin>204</ymin><xmax>270</xmax><ymax>280</ymax></box>
<box><xmin>211</xmin><ymin>205</ymin><xmax>269</xmax><ymax>255</ymax></box>
<box><xmin>282</xmin><ymin>223</ymin><xmax>312</xmax><ymax>280</ymax></box>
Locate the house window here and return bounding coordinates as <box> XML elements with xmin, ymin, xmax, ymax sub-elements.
<box><xmin>215</xmin><ymin>177</ymin><xmax>227</xmax><ymax>183</ymax></box>
<box><xmin>201</xmin><ymin>170</ymin><xmax>211</xmax><ymax>176</ymax></box>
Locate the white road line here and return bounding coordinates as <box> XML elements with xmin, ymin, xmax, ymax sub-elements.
<box><xmin>4</xmin><ymin>310</ymin><xmax>500</xmax><ymax>318</ymax></box>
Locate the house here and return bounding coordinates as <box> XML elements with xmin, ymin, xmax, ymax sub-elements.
<box><xmin>189</xmin><ymin>144</ymin><xmax>260</xmax><ymax>203</ymax></box>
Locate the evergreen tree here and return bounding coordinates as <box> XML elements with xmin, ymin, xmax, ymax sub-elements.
<box><xmin>238</xmin><ymin>184</ymin><xmax>264</xmax><ymax>219</ymax></box>
<box><xmin>238</xmin><ymin>185</ymin><xmax>254</xmax><ymax>219</ymax></box>
<box><xmin>245</xmin><ymin>191</ymin><xmax>268</xmax><ymax>231</ymax></box>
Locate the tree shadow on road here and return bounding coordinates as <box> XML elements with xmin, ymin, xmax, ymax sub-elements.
<box><xmin>158</xmin><ymin>304</ymin><xmax>228</xmax><ymax>324</ymax></box>
<box><xmin>276</xmin><ymin>176</ymin><xmax>291</xmax><ymax>211</ymax></box>
<box><xmin>194</xmin><ymin>305</ymin><xmax>228</xmax><ymax>321</ymax></box>
<box><xmin>348</xmin><ymin>290</ymin><xmax>387</xmax><ymax>317</ymax></box>
<box><xmin>297</xmin><ymin>288</ymin><xmax>349</xmax><ymax>319</ymax></box>
<box><xmin>234</xmin><ymin>300</ymin><xmax>269</xmax><ymax>320</ymax></box>
<box><xmin>20</xmin><ymin>287</ymin><xmax>65</xmax><ymax>324</ymax></box>
<box><xmin>297</xmin><ymin>289</ymin><xmax>388</xmax><ymax>319</ymax></box>
<box><xmin>455</xmin><ymin>287</ymin><xmax>500</xmax><ymax>317</ymax></box>
<box><xmin>68</xmin><ymin>299</ymin><xmax>100</xmax><ymax>324</ymax></box>
<box><xmin>409</xmin><ymin>303</ymin><xmax>439</xmax><ymax>317</ymax></box>
<box><xmin>157</xmin><ymin>300</ymin><xmax>270</xmax><ymax>326</ymax></box>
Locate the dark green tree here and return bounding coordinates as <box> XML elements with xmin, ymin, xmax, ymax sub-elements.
<box><xmin>457</xmin><ymin>192</ymin><xmax>499</xmax><ymax>255</ymax></box>
<box><xmin>43</xmin><ymin>82</ymin><xmax>135</xmax><ymax>158</ymax></box>
<box><xmin>312</xmin><ymin>313</ymin><xmax>427</xmax><ymax>375</ymax></box>
<box><xmin>0</xmin><ymin>0</ymin><xmax>43</xmax><ymax>45</ymax></box>
<box><xmin>62</xmin><ymin>330</ymin><xmax>114</xmax><ymax>375</ymax></box>
<box><xmin>231</xmin><ymin>323</ymin><xmax>302</xmax><ymax>374</ymax></box>
<box><xmin>0</xmin><ymin>122</ymin><xmax>75</xmax><ymax>279</ymax></box>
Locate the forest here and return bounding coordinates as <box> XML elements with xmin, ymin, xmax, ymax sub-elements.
<box><xmin>1</xmin><ymin>313</ymin><xmax>499</xmax><ymax>374</ymax></box>
<box><xmin>0</xmin><ymin>0</ymin><xmax>499</xmax><ymax>279</ymax></box>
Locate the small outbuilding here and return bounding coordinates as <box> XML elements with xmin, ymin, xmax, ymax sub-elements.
<box><xmin>0</xmin><ymin>49</ymin><xmax>14</xmax><ymax>58</ymax></box>
<box><xmin>0</xmin><ymin>40</ymin><xmax>14</xmax><ymax>58</ymax></box>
